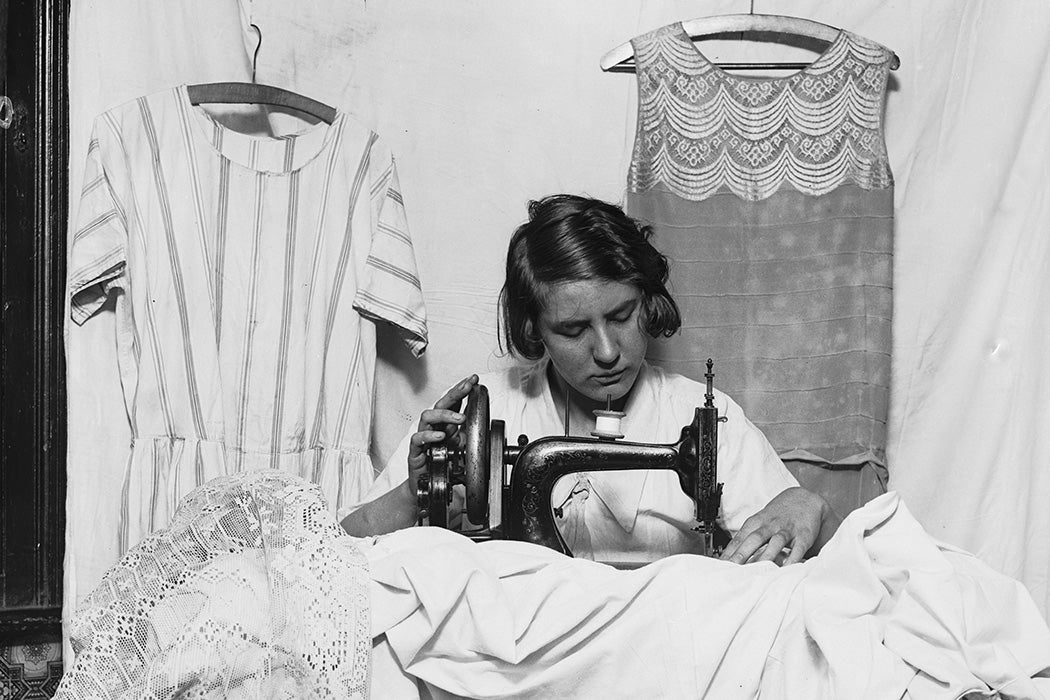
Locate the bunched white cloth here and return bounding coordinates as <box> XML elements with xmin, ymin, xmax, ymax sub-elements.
<box><xmin>59</xmin><ymin>471</ymin><xmax>1050</xmax><ymax>698</ymax></box>
<box><xmin>367</xmin><ymin>493</ymin><xmax>1050</xmax><ymax>699</ymax></box>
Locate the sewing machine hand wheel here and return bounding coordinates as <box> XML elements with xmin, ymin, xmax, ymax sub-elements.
<box><xmin>418</xmin><ymin>383</ymin><xmax>492</xmax><ymax>527</ymax></box>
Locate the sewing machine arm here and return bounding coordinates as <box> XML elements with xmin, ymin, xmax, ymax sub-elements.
<box><xmin>508</xmin><ymin>421</ymin><xmax>701</xmax><ymax>554</ymax></box>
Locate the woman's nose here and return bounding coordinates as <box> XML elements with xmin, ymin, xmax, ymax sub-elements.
<box><xmin>592</xmin><ymin>327</ymin><xmax>620</xmax><ymax>365</ymax></box>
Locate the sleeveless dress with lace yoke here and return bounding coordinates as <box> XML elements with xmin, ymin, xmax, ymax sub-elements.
<box><xmin>626</xmin><ymin>24</ymin><xmax>894</xmax><ymax>478</ymax></box>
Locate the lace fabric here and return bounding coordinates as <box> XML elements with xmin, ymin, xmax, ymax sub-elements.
<box><xmin>56</xmin><ymin>470</ymin><xmax>371</xmax><ymax>699</ymax></box>
<box><xmin>628</xmin><ymin>23</ymin><xmax>894</xmax><ymax>202</ymax></box>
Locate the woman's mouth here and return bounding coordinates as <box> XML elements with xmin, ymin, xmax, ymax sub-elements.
<box><xmin>593</xmin><ymin>369</ymin><xmax>626</xmax><ymax>386</ymax></box>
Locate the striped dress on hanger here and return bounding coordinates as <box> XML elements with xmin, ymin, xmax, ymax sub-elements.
<box><xmin>70</xmin><ymin>85</ymin><xmax>428</xmax><ymax>552</ymax></box>
<box><xmin>626</xmin><ymin>23</ymin><xmax>894</xmax><ymax>477</ymax></box>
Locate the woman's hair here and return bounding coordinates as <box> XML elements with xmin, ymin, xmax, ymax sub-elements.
<box><xmin>499</xmin><ymin>194</ymin><xmax>681</xmax><ymax>359</ymax></box>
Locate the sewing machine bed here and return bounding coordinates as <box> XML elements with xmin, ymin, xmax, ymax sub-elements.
<box><xmin>57</xmin><ymin>472</ymin><xmax>1050</xmax><ymax>699</ymax></box>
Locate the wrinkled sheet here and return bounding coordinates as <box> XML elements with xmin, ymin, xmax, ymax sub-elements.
<box><xmin>365</xmin><ymin>493</ymin><xmax>1050</xmax><ymax>699</ymax></box>
<box><xmin>55</xmin><ymin>471</ymin><xmax>1050</xmax><ymax>699</ymax></box>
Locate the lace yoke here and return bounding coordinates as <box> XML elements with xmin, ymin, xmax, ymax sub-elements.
<box><xmin>629</xmin><ymin>23</ymin><xmax>895</xmax><ymax>202</ymax></box>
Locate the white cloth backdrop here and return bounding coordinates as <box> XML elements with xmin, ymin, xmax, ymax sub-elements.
<box><xmin>65</xmin><ymin>0</ymin><xmax>1050</xmax><ymax>657</ymax></box>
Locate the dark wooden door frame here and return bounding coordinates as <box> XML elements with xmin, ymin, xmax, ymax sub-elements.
<box><xmin>1</xmin><ymin>0</ymin><xmax>69</xmax><ymax>644</ymax></box>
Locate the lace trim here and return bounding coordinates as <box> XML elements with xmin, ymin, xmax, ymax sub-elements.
<box><xmin>58</xmin><ymin>471</ymin><xmax>371</xmax><ymax>699</ymax></box>
<box><xmin>628</xmin><ymin>23</ymin><xmax>894</xmax><ymax>202</ymax></box>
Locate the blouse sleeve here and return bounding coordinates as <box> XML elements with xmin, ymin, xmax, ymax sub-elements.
<box><xmin>69</xmin><ymin>121</ymin><xmax>128</xmax><ymax>325</ymax></box>
<box><xmin>717</xmin><ymin>392</ymin><xmax>800</xmax><ymax>535</ymax></box>
<box><xmin>352</xmin><ymin>144</ymin><xmax>428</xmax><ymax>357</ymax></box>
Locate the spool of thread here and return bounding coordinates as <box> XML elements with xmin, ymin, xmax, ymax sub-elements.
<box><xmin>591</xmin><ymin>409</ymin><xmax>625</xmax><ymax>439</ymax></box>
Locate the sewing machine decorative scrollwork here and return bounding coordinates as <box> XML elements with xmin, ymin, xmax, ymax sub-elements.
<box><xmin>417</xmin><ymin>359</ymin><xmax>727</xmax><ymax>558</ymax></box>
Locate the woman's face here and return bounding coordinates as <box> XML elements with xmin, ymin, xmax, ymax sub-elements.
<box><xmin>534</xmin><ymin>279</ymin><xmax>649</xmax><ymax>404</ymax></box>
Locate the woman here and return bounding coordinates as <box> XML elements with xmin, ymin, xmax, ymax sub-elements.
<box><xmin>344</xmin><ymin>195</ymin><xmax>839</xmax><ymax>565</ymax></box>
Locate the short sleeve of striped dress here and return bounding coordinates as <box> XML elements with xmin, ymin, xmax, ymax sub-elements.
<box><xmin>70</xmin><ymin>121</ymin><xmax>129</xmax><ymax>325</ymax></box>
<box><xmin>353</xmin><ymin>146</ymin><xmax>427</xmax><ymax>357</ymax></box>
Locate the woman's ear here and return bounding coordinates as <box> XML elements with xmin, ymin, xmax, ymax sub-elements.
<box><xmin>523</xmin><ymin>318</ymin><xmax>546</xmax><ymax>359</ymax></box>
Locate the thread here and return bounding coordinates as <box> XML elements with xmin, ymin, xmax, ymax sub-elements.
<box><xmin>591</xmin><ymin>409</ymin><xmax>625</xmax><ymax>439</ymax></box>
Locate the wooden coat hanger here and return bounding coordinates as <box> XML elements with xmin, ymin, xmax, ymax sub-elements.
<box><xmin>186</xmin><ymin>22</ymin><xmax>337</xmax><ymax>124</ymax></box>
<box><xmin>600</xmin><ymin>10</ymin><xmax>900</xmax><ymax>73</ymax></box>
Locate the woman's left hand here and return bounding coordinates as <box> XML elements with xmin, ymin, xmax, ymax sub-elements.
<box><xmin>719</xmin><ymin>487</ymin><xmax>841</xmax><ymax>566</ymax></box>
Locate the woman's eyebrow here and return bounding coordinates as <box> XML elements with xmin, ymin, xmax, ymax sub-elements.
<box><xmin>550</xmin><ymin>296</ymin><xmax>639</xmax><ymax>327</ymax></box>
<box><xmin>606</xmin><ymin>298</ymin><xmax>638</xmax><ymax>316</ymax></box>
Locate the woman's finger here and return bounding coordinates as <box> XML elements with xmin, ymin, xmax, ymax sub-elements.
<box><xmin>434</xmin><ymin>374</ymin><xmax>479</xmax><ymax>411</ymax></box>
<box><xmin>720</xmin><ymin>514</ymin><xmax>761</xmax><ymax>562</ymax></box>
<box><xmin>418</xmin><ymin>408</ymin><xmax>465</xmax><ymax>431</ymax></box>
<box><xmin>408</xmin><ymin>430</ymin><xmax>452</xmax><ymax>461</ymax></box>
<box><xmin>410</xmin><ymin>429</ymin><xmax>450</xmax><ymax>446</ymax></box>
<box><xmin>752</xmin><ymin>531</ymin><xmax>790</xmax><ymax>564</ymax></box>
<box><xmin>783</xmin><ymin>538</ymin><xmax>808</xmax><ymax>566</ymax></box>
<box><xmin>720</xmin><ymin>531</ymin><xmax>745</xmax><ymax>563</ymax></box>
<box><xmin>722</xmin><ymin>528</ymin><xmax>769</xmax><ymax>565</ymax></box>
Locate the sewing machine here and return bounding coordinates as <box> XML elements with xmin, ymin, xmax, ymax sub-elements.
<box><xmin>416</xmin><ymin>359</ymin><xmax>726</xmax><ymax>558</ymax></box>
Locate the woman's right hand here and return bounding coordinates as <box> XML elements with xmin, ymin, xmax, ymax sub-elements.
<box><xmin>342</xmin><ymin>374</ymin><xmax>481</xmax><ymax>537</ymax></box>
<box><xmin>407</xmin><ymin>374</ymin><xmax>480</xmax><ymax>484</ymax></box>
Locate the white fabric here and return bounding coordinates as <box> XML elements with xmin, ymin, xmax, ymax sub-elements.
<box><xmin>67</xmin><ymin>1</ymin><xmax>1050</xmax><ymax>653</ymax></box>
<box><xmin>365</xmin><ymin>360</ymin><xmax>798</xmax><ymax>563</ymax></box>
<box><xmin>877</xmin><ymin>1</ymin><xmax>1050</xmax><ymax>625</ymax></box>
<box><xmin>57</xmin><ymin>471</ymin><xmax>1050</xmax><ymax>699</ymax></box>
<box><xmin>366</xmin><ymin>491</ymin><xmax>1050</xmax><ymax>699</ymax></box>
<box><xmin>56</xmin><ymin>471</ymin><xmax>372</xmax><ymax>699</ymax></box>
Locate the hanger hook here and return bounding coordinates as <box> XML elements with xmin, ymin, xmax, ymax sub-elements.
<box><xmin>749</xmin><ymin>0</ymin><xmax>755</xmax><ymax>14</ymax></box>
<box><xmin>250</xmin><ymin>22</ymin><xmax>262</xmax><ymax>83</ymax></box>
